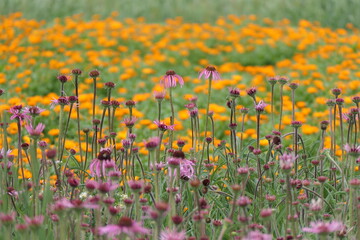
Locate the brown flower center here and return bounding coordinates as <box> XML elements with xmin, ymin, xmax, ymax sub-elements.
<box><xmin>206</xmin><ymin>66</ymin><xmax>216</xmax><ymax>71</ymax></box>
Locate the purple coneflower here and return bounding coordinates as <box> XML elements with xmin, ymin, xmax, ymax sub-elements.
<box><xmin>23</xmin><ymin>106</ymin><xmax>45</xmax><ymax>117</ymax></box>
<box><xmin>98</xmin><ymin>216</ymin><xmax>150</xmax><ymax>237</ymax></box>
<box><xmin>161</xmin><ymin>70</ymin><xmax>184</xmax><ymax>88</ymax></box>
<box><xmin>9</xmin><ymin>105</ymin><xmax>31</xmax><ymax>122</ymax></box>
<box><xmin>198</xmin><ymin>65</ymin><xmax>221</xmax><ymax>81</ymax></box>
<box><xmin>160</xmin><ymin>228</ymin><xmax>186</xmax><ymax>240</ymax></box>
<box><xmin>279</xmin><ymin>153</ymin><xmax>297</xmax><ymax>173</ymax></box>
<box><xmin>153</xmin><ymin>120</ymin><xmax>175</xmax><ymax>131</ymax></box>
<box><xmin>25</xmin><ymin>123</ymin><xmax>45</xmax><ymax>138</ymax></box>
<box><xmin>243</xmin><ymin>231</ymin><xmax>272</xmax><ymax>240</ymax></box>
<box><xmin>344</xmin><ymin>143</ymin><xmax>360</xmax><ymax>157</ymax></box>
<box><xmin>255</xmin><ymin>101</ymin><xmax>268</xmax><ymax>113</ymax></box>
<box><xmin>303</xmin><ymin>221</ymin><xmax>343</xmax><ymax>234</ymax></box>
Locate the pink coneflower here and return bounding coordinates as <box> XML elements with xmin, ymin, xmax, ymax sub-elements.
<box><xmin>50</xmin><ymin>96</ymin><xmax>69</xmax><ymax>108</ymax></box>
<box><xmin>24</xmin><ymin>215</ymin><xmax>44</xmax><ymax>228</ymax></box>
<box><xmin>303</xmin><ymin>221</ymin><xmax>343</xmax><ymax>234</ymax></box>
<box><xmin>198</xmin><ymin>65</ymin><xmax>221</xmax><ymax>81</ymax></box>
<box><xmin>153</xmin><ymin>120</ymin><xmax>175</xmax><ymax>131</ymax></box>
<box><xmin>9</xmin><ymin>105</ymin><xmax>31</xmax><ymax>122</ymax></box>
<box><xmin>160</xmin><ymin>228</ymin><xmax>186</xmax><ymax>240</ymax></box>
<box><xmin>279</xmin><ymin>153</ymin><xmax>297</xmax><ymax>172</ymax></box>
<box><xmin>344</xmin><ymin>143</ymin><xmax>360</xmax><ymax>157</ymax></box>
<box><xmin>25</xmin><ymin>123</ymin><xmax>45</xmax><ymax>137</ymax></box>
<box><xmin>246</xmin><ymin>87</ymin><xmax>257</xmax><ymax>97</ymax></box>
<box><xmin>154</xmin><ymin>91</ymin><xmax>166</xmax><ymax>101</ymax></box>
<box><xmin>123</xmin><ymin>117</ymin><xmax>137</xmax><ymax>128</ymax></box>
<box><xmin>255</xmin><ymin>101</ymin><xmax>268</xmax><ymax>113</ymax></box>
<box><xmin>243</xmin><ymin>231</ymin><xmax>272</xmax><ymax>240</ymax></box>
<box><xmin>98</xmin><ymin>216</ymin><xmax>150</xmax><ymax>237</ymax></box>
<box><xmin>89</xmin><ymin>148</ymin><xmax>117</xmax><ymax>177</ymax></box>
<box><xmin>23</xmin><ymin>106</ymin><xmax>45</xmax><ymax>117</ymax></box>
<box><xmin>144</xmin><ymin>137</ymin><xmax>160</xmax><ymax>151</ymax></box>
<box><xmin>161</xmin><ymin>70</ymin><xmax>184</xmax><ymax>88</ymax></box>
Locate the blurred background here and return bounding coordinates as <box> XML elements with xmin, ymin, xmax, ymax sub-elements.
<box><xmin>1</xmin><ymin>0</ymin><xmax>360</xmax><ymax>28</ymax></box>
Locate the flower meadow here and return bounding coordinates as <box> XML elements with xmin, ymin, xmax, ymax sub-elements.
<box><xmin>0</xmin><ymin>12</ymin><xmax>360</xmax><ymax>240</ymax></box>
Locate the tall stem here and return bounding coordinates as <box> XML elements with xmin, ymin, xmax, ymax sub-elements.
<box><xmin>278</xmin><ymin>85</ymin><xmax>284</xmax><ymax>131</ymax></box>
<box><xmin>169</xmin><ymin>88</ymin><xmax>175</xmax><ymax>148</ymax></box>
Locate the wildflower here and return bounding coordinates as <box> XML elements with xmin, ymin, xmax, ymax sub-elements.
<box><xmin>279</xmin><ymin>153</ymin><xmax>297</xmax><ymax>173</ymax></box>
<box><xmin>123</xmin><ymin>117</ymin><xmax>137</xmax><ymax>128</ymax></box>
<box><xmin>229</xmin><ymin>87</ymin><xmax>240</xmax><ymax>98</ymax></box>
<box><xmin>0</xmin><ymin>89</ymin><xmax>5</xmax><ymax>96</ymax></box>
<box><xmin>267</xmin><ymin>76</ymin><xmax>278</xmax><ymax>85</ymax></box>
<box><xmin>303</xmin><ymin>221</ymin><xmax>343</xmax><ymax>234</ymax></box>
<box><xmin>89</xmin><ymin>69</ymin><xmax>100</xmax><ymax>78</ymax></box>
<box><xmin>277</xmin><ymin>76</ymin><xmax>289</xmax><ymax>85</ymax></box>
<box><xmin>24</xmin><ymin>215</ymin><xmax>44</xmax><ymax>228</ymax></box>
<box><xmin>89</xmin><ymin>148</ymin><xmax>117</xmax><ymax>177</ymax></box>
<box><xmin>71</xmin><ymin>68</ymin><xmax>82</xmax><ymax>76</ymax></box>
<box><xmin>291</xmin><ymin>120</ymin><xmax>302</xmax><ymax>128</ymax></box>
<box><xmin>25</xmin><ymin>123</ymin><xmax>45</xmax><ymax>137</ymax></box>
<box><xmin>128</xmin><ymin>180</ymin><xmax>143</xmax><ymax>192</ymax></box>
<box><xmin>9</xmin><ymin>105</ymin><xmax>31</xmax><ymax>122</ymax></box>
<box><xmin>243</xmin><ymin>231</ymin><xmax>272</xmax><ymax>240</ymax></box>
<box><xmin>111</xmin><ymin>100</ymin><xmax>120</xmax><ymax>109</ymax></box>
<box><xmin>309</xmin><ymin>198</ymin><xmax>322</xmax><ymax>212</ymax></box>
<box><xmin>23</xmin><ymin>106</ymin><xmax>45</xmax><ymax>117</ymax></box>
<box><xmin>153</xmin><ymin>120</ymin><xmax>175</xmax><ymax>131</ymax></box>
<box><xmin>160</xmin><ymin>228</ymin><xmax>186</xmax><ymax>240</ymax></box>
<box><xmin>57</xmin><ymin>74</ymin><xmax>69</xmax><ymax>83</ymax></box>
<box><xmin>154</xmin><ymin>90</ymin><xmax>166</xmax><ymax>102</ymax></box>
<box><xmin>331</xmin><ymin>88</ymin><xmax>341</xmax><ymax>97</ymax></box>
<box><xmin>335</xmin><ymin>98</ymin><xmax>344</xmax><ymax>106</ymax></box>
<box><xmin>344</xmin><ymin>144</ymin><xmax>360</xmax><ymax>158</ymax></box>
<box><xmin>0</xmin><ymin>212</ymin><xmax>16</xmax><ymax>225</ymax></box>
<box><xmin>144</xmin><ymin>137</ymin><xmax>160</xmax><ymax>151</ymax></box>
<box><xmin>320</xmin><ymin>120</ymin><xmax>329</xmax><ymax>130</ymax></box>
<box><xmin>161</xmin><ymin>70</ymin><xmax>184</xmax><ymax>88</ymax></box>
<box><xmin>352</xmin><ymin>96</ymin><xmax>360</xmax><ymax>104</ymax></box>
<box><xmin>125</xmin><ymin>100</ymin><xmax>136</xmax><ymax>108</ymax></box>
<box><xmin>246</xmin><ymin>87</ymin><xmax>257</xmax><ymax>97</ymax></box>
<box><xmin>50</xmin><ymin>97</ymin><xmax>69</xmax><ymax>108</ymax></box>
<box><xmin>198</xmin><ymin>65</ymin><xmax>221</xmax><ymax>81</ymax></box>
<box><xmin>326</xmin><ymin>99</ymin><xmax>336</xmax><ymax>107</ymax></box>
<box><xmin>289</xmin><ymin>82</ymin><xmax>299</xmax><ymax>90</ymax></box>
<box><xmin>104</xmin><ymin>81</ymin><xmax>115</xmax><ymax>89</ymax></box>
<box><xmin>98</xmin><ymin>216</ymin><xmax>150</xmax><ymax>237</ymax></box>
<box><xmin>255</xmin><ymin>101</ymin><xmax>268</xmax><ymax>113</ymax></box>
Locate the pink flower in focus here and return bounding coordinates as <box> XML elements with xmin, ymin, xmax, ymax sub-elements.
<box><xmin>25</xmin><ymin>123</ymin><xmax>45</xmax><ymax>137</ymax></box>
<box><xmin>160</xmin><ymin>228</ymin><xmax>186</xmax><ymax>240</ymax></box>
<box><xmin>98</xmin><ymin>216</ymin><xmax>150</xmax><ymax>237</ymax></box>
<box><xmin>9</xmin><ymin>105</ymin><xmax>31</xmax><ymax>122</ymax></box>
<box><xmin>161</xmin><ymin>70</ymin><xmax>184</xmax><ymax>88</ymax></box>
<box><xmin>303</xmin><ymin>221</ymin><xmax>343</xmax><ymax>234</ymax></box>
<box><xmin>198</xmin><ymin>65</ymin><xmax>221</xmax><ymax>81</ymax></box>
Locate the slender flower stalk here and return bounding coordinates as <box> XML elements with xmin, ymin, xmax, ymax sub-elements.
<box><xmin>336</xmin><ymin>98</ymin><xmax>345</xmax><ymax>161</ymax></box>
<box><xmin>267</xmin><ymin>77</ymin><xmax>277</xmax><ymax>127</ymax></box>
<box><xmin>277</xmin><ymin>76</ymin><xmax>289</xmax><ymax>131</ymax></box>
<box><xmin>289</xmin><ymin>82</ymin><xmax>299</xmax><ymax>122</ymax></box>
<box><xmin>291</xmin><ymin>121</ymin><xmax>302</xmax><ymax>176</ymax></box>
<box><xmin>89</xmin><ymin>70</ymin><xmax>100</xmax><ymax>122</ymax></box>
<box><xmin>72</xmin><ymin>69</ymin><xmax>84</xmax><ymax>164</ymax></box>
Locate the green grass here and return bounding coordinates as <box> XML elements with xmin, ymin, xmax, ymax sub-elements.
<box><xmin>1</xmin><ymin>0</ymin><xmax>360</xmax><ymax>28</ymax></box>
